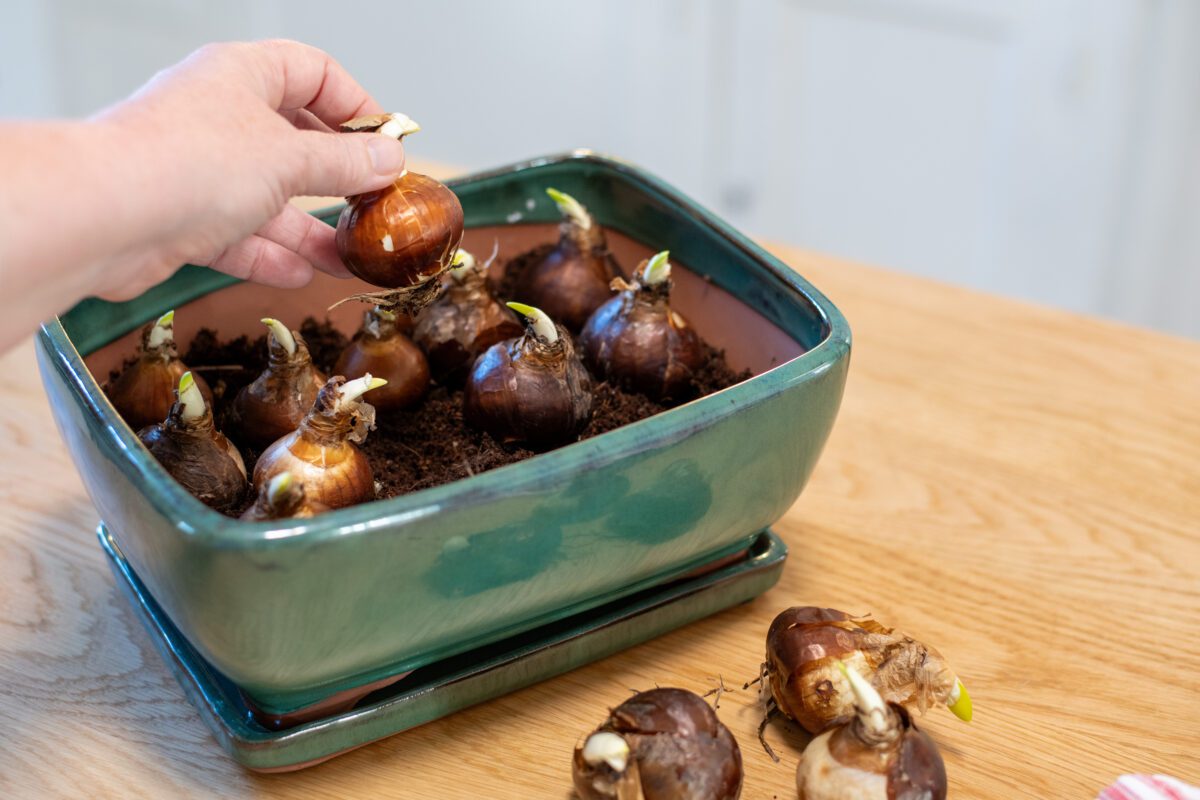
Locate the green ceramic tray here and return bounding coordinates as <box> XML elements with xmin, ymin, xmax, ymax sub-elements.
<box><xmin>38</xmin><ymin>151</ymin><xmax>851</xmax><ymax>716</ymax></box>
<box><xmin>101</xmin><ymin>523</ymin><xmax>787</xmax><ymax>771</ymax></box>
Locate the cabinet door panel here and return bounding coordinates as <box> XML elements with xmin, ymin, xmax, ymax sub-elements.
<box><xmin>723</xmin><ymin>0</ymin><xmax>1147</xmax><ymax>314</ymax></box>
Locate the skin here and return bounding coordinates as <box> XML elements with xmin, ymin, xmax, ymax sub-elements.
<box><xmin>0</xmin><ymin>39</ymin><xmax>407</xmax><ymax>354</ymax></box>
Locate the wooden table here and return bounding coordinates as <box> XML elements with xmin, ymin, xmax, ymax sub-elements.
<box><xmin>2</xmin><ymin>189</ymin><xmax>1198</xmax><ymax>798</ymax></box>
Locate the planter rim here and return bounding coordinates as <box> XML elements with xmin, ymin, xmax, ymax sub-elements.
<box><xmin>38</xmin><ymin>150</ymin><xmax>851</xmax><ymax>548</ymax></box>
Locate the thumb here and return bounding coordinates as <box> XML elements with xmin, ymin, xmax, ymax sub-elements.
<box><xmin>288</xmin><ymin>130</ymin><xmax>406</xmax><ymax>197</ymax></box>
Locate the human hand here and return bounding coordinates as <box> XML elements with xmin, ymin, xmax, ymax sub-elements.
<box><xmin>0</xmin><ymin>39</ymin><xmax>403</xmax><ymax>354</ymax></box>
<box><xmin>93</xmin><ymin>39</ymin><xmax>407</xmax><ymax>300</ymax></box>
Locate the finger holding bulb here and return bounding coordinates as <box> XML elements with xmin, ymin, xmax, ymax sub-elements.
<box><xmin>334</xmin><ymin>113</ymin><xmax>465</xmax><ymax>315</ymax></box>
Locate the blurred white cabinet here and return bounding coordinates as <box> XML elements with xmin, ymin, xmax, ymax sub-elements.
<box><xmin>719</xmin><ymin>0</ymin><xmax>1196</xmax><ymax>329</ymax></box>
<box><xmin>274</xmin><ymin>1</ymin><xmax>731</xmax><ymax>220</ymax></box>
<box><xmin>4</xmin><ymin>0</ymin><xmax>1197</xmax><ymax>336</ymax></box>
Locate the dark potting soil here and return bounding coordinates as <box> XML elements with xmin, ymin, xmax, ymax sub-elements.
<box><xmin>154</xmin><ymin>244</ymin><xmax>748</xmax><ymax>515</ymax></box>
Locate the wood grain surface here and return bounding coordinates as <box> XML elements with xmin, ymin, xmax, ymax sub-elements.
<box><xmin>1</xmin><ymin>181</ymin><xmax>1198</xmax><ymax>798</ymax></box>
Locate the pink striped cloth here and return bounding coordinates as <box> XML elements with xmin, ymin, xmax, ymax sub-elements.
<box><xmin>1097</xmin><ymin>775</ymin><xmax>1200</xmax><ymax>800</ymax></box>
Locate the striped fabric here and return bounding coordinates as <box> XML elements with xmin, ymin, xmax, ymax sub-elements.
<box><xmin>1098</xmin><ymin>775</ymin><xmax>1200</xmax><ymax>800</ymax></box>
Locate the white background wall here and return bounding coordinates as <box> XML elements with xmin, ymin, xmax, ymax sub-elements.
<box><xmin>2</xmin><ymin>0</ymin><xmax>1196</xmax><ymax>338</ymax></box>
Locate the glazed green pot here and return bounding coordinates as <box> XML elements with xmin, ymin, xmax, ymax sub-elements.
<box><xmin>36</xmin><ymin>152</ymin><xmax>851</xmax><ymax>715</ymax></box>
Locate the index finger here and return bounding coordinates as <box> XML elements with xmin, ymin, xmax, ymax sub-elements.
<box><xmin>250</xmin><ymin>39</ymin><xmax>384</xmax><ymax>128</ymax></box>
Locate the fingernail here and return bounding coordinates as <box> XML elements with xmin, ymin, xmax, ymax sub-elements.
<box><xmin>368</xmin><ymin>136</ymin><xmax>405</xmax><ymax>175</ymax></box>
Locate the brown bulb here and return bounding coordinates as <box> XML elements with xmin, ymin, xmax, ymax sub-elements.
<box><xmin>463</xmin><ymin>303</ymin><xmax>592</xmax><ymax>449</ymax></box>
<box><xmin>240</xmin><ymin>472</ymin><xmax>329</xmax><ymax>522</ymax></box>
<box><xmin>335</xmin><ymin>307</ymin><xmax>430</xmax><ymax>410</ymax></box>
<box><xmin>580</xmin><ymin>251</ymin><xmax>704</xmax><ymax>402</ymax></box>
<box><xmin>230</xmin><ymin>319</ymin><xmax>326</xmax><ymax>448</ymax></box>
<box><xmin>333</xmin><ymin>114</ymin><xmax>464</xmax><ymax>315</ymax></box>
<box><xmin>796</xmin><ymin>665</ymin><xmax>946</xmax><ymax>800</ymax></box>
<box><xmin>253</xmin><ymin>375</ymin><xmax>386</xmax><ymax>509</ymax></box>
<box><xmin>107</xmin><ymin>310</ymin><xmax>213</xmax><ymax>431</ymax></box>
<box><xmin>512</xmin><ymin>188</ymin><xmax>618</xmax><ymax>332</ymax></box>
<box><xmin>572</xmin><ymin>688</ymin><xmax>743</xmax><ymax>800</ymax></box>
<box><xmin>765</xmin><ymin>606</ymin><xmax>971</xmax><ymax>736</ymax></box>
<box><xmin>138</xmin><ymin>371</ymin><xmax>246</xmax><ymax>513</ymax></box>
<box><xmin>336</xmin><ymin>172</ymin><xmax>463</xmax><ymax>288</ymax></box>
<box><xmin>413</xmin><ymin>249</ymin><xmax>524</xmax><ymax>384</ymax></box>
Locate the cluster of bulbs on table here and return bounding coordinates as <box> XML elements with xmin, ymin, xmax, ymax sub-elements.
<box><xmin>569</xmin><ymin>607</ymin><xmax>971</xmax><ymax>800</ymax></box>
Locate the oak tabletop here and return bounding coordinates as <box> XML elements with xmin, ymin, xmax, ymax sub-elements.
<box><xmin>1</xmin><ymin>184</ymin><xmax>1198</xmax><ymax>798</ymax></box>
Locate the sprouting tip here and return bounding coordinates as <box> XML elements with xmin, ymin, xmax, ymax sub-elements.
<box><xmin>379</xmin><ymin>112</ymin><xmax>420</xmax><ymax>139</ymax></box>
<box><xmin>505</xmin><ymin>301</ymin><xmax>559</xmax><ymax>343</ymax></box>
<box><xmin>267</xmin><ymin>472</ymin><xmax>294</xmax><ymax>505</ymax></box>
<box><xmin>581</xmin><ymin>732</ymin><xmax>630</xmax><ymax>773</ymax></box>
<box><xmin>177</xmin><ymin>371</ymin><xmax>205</xmax><ymax>421</ymax></box>
<box><xmin>261</xmin><ymin>318</ymin><xmax>297</xmax><ymax>356</ymax></box>
<box><xmin>948</xmin><ymin>679</ymin><xmax>973</xmax><ymax>722</ymax></box>
<box><xmin>641</xmin><ymin>251</ymin><xmax>671</xmax><ymax>285</ymax></box>
<box><xmin>450</xmin><ymin>248</ymin><xmax>478</xmax><ymax>278</ymax></box>
<box><xmin>545</xmin><ymin>187</ymin><xmax>592</xmax><ymax>230</ymax></box>
<box><xmin>147</xmin><ymin>310</ymin><xmax>176</xmax><ymax>349</ymax></box>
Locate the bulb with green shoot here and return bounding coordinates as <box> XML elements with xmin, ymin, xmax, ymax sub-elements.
<box><xmin>138</xmin><ymin>370</ymin><xmax>247</xmax><ymax>513</ymax></box>
<box><xmin>579</xmin><ymin>250</ymin><xmax>705</xmax><ymax>403</ymax></box>
<box><xmin>240</xmin><ymin>471</ymin><xmax>329</xmax><ymax>522</ymax></box>
<box><xmin>231</xmin><ymin>317</ymin><xmax>327</xmax><ymax>447</ymax></box>
<box><xmin>463</xmin><ymin>302</ymin><xmax>593</xmax><ymax>449</ymax></box>
<box><xmin>253</xmin><ymin>374</ymin><xmax>388</xmax><ymax>510</ymax></box>
<box><xmin>107</xmin><ymin>309</ymin><xmax>213</xmax><ymax>431</ymax></box>
<box><xmin>511</xmin><ymin>188</ymin><xmax>619</xmax><ymax>332</ymax></box>
<box><xmin>760</xmin><ymin>606</ymin><xmax>971</xmax><ymax>750</ymax></box>
<box><xmin>413</xmin><ymin>246</ymin><xmax>524</xmax><ymax>384</ymax></box>
<box><xmin>795</xmin><ymin>661</ymin><xmax>947</xmax><ymax>800</ymax></box>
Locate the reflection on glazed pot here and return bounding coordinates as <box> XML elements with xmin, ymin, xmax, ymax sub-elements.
<box><xmin>545</xmin><ymin>469</ymin><xmax>633</xmax><ymax>525</ymax></box>
<box><xmin>602</xmin><ymin>460</ymin><xmax>712</xmax><ymax>545</ymax></box>
<box><xmin>425</xmin><ymin>520</ymin><xmax>565</xmax><ymax>598</ymax></box>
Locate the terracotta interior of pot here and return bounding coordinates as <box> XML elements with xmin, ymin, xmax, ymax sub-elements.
<box><xmin>82</xmin><ymin>223</ymin><xmax>808</xmax><ymax>380</ymax></box>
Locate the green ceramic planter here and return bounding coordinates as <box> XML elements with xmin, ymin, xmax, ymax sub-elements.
<box><xmin>36</xmin><ymin>152</ymin><xmax>851</xmax><ymax>716</ymax></box>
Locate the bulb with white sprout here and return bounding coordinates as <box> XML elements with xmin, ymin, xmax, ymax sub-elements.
<box><xmin>252</xmin><ymin>374</ymin><xmax>387</xmax><ymax>509</ymax></box>
<box><xmin>138</xmin><ymin>370</ymin><xmax>246</xmax><ymax>512</ymax></box>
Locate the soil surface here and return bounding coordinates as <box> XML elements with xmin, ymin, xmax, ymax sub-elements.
<box><xmin>134</xmin><ymin>274</ymin><xmax>748</xmax><ymax>515</ymax></box>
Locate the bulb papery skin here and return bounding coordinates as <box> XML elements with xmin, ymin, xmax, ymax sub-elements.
<box><xmin>513</xmin><ymin>219</ymin><xmax>619</xmax><ymax>332</ymax></box>
<box><xmin>108</xmin><ymin>321</ymin><xmax>213</xmax><ymax>431</ymax></box>
<box><xmin>231</xmin><ymin>328</ymin><xmax>326</xmax><ymax>447</ymax></box>
<box><xmin>240</xmin><ymin>477</ymin><xmax>329</xmax><ymax>522</ymax></box>
<box><xmin>138</xmin><ymin>402</ymin><xmax>246</xmax><ymax>513</ymax></box>
<box><xmin>796</xmin><ymin>705</ymin><xmax>946</xmax><ymax>800</ymax></box>
<box><xmin>580</xmin><ymin>278</ymin><xmax>704</xmax><ymax>402</ymax></box>
<box><xmin>336</xmin><ymin>172</ymin><xmax>464</xmax><ymax>289</ymax></box>
<box><xmin>572</xmin><ymin>688</ymin><xmax>743</xmax><ymax>800</ymax></box>
<box><xmin>463</xmin><ymin>326</ymin><xmax>592</xmax><ymax>449</ymax></box>
<box><xmin>414</xmin><ymin>270</ymin><xmax>524</xmax><ymax>384</ymax></box>
<box><xmin>766</xmin><ymin>607</ymin><xmax>962</xmax><ymax>735</ymax></box>
<box><xmin>335</xmin><ymin>309</ymin><xmax>430</xmax><ymax>410</ymax></box>
<box><xmin>252</xmin><ymin>377</ymin><xmax>377</xmax><ymax>509</ymax></box>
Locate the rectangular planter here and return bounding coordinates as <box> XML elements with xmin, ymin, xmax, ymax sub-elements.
<box><xmin>36</xmin><ymin>152</ymin><xmax>851</xmax><ymax>716</ymax></box>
